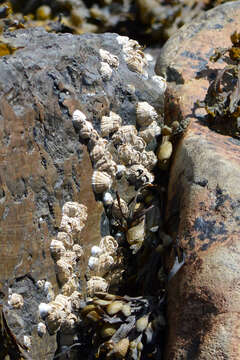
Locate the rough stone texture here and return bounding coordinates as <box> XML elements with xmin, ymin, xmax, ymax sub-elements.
<box><xmin>0</xmin><ymin>28</ymin><xmax>163</xmax><ymax>358</ymax></box>
<box><xmin>156</xmin><ymin>2</ymin><xmax>240</xmax><ymax>359</ymax></box>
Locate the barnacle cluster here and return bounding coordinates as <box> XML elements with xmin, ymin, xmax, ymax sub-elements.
<box><xmin>200</xmin><ymin>31</ymin><xmax>240</xmax><ymax>139</ymax></box>
<box><xmin>38</xmin><ymin>201</ymin><xmax>87</xmax><ymax>335</ymax></box>
<box><xmin>35</xmin><ymin>38</ymin><xmax>175</xmax><ymax>359</ymax></box>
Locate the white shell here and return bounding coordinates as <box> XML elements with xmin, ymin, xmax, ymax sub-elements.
<box><xmin>88</xmin><ymin>256</ymin><xmax>99</xmax><ymax>270</ymax></box>
<box><xmin>39</xmin><ymin>303</ymin><xmax>52</xmax><ymax>319</ymax></box>
<box><xmin>50</xmin><ymin>239</ymin><xmax>66</xmax><ymax>261</ymax></box>
<box><xmin>37</xmin><ymin>322</ymin><xmax>47</xmax><ymax>337</ymax></box>
<box><xmin>99</xmin><ymin>61</ymin><xmax>112</xmax><ymax>80</ymax></box>
<box><xmin>99</xmin><ymin>48</ymin><xmax>119</xmax><ymax>68</ymax></box>
<box><xmin>79</xmin><ymin>120</ymin><xmax>94</xmax><ymax>139</ymax></box>
<box><xmin>91</xmin><ymin>245</ymin><xmax>103</xmax><ymax>257</ymax></box>
<box><xmin>72</xmin><ymin>109</ymin><xmax>87</xmax><ymax>123</ymax></box>
<box><xmin>103</xmin><ymin>191</ymin><xmax>114</xmax><ymax>206</ymax></box>
<box><xmin>92</xmin><ymin>170</ymin><xmax>112</xmax><ymax>194</ymax></box>
<box><xmin>86</xmin><ymin>276</ymin><xmax>108</xmax><ymax>297</ymax></box>
<box><xmin>8</xmin><ymin>293</ymin><xmax>24</xmax><ymax>309</ymax></box>
<box><xmin>118</xmin><ymin>37</ymin><xmax>147</xmax><ymax>74</ymax></box>
<box><xmin>136</xmin><ymin>102</ymin><xmax>158</xmax><ymax>127</ymax></box>
<box><xmin>61</xmin><ymin>276</ymin><xmax>78</xmax><ymax>296</ymax></box>
<box><xmin>101</xmin><ymin>112</ymin><xmax>122</xmax><ymax>137</ymax></box>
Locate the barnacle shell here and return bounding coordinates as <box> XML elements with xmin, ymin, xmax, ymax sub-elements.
<box><xmin>50</xmin><ymin>239</ymin><xmax>66</xmax><ymax>261</ymax></box>
<box><xmin>91</xmin><ymin>245</ymin><xmax>103</xmax><ymax>257</ymax></box>
<box><xmin>103</xmin><ymin>191</ymin><xmax>114</xmax><ymax>206</ymax></box>
<box><xmin>86</xmin><ymin>276</ymin><xmax>109</xmax><ymax>297</ymax></box>
<box><xmin>101</xmin><ymin>112</ymin><xmax>122</xmax><ymax>137</ymax></box>
<box><xmin>94</xmin><ymin>156</ymin><xmax>117</xmax><ymax>177</ymax></box>
<box><xmin>136</xmin><ymin>102</ymin><xmax>158</xmax><ymax>127</ymax></box>
<box><xmin>39</xmin><ymin>303</ymin><xmax>52</xmax><ymax>319</ymax></box>
<box><xmin>90</xmin><ymin>142</ymin><xmax>107</xmax><ymax>164</ymax></box>
<box><xmin>45</xmin><ymin>307</ymin><xmax>64</xmax><ymax>334</ymax></box>
<box><xmin>138</xmin><ymin>121</ymin><xmax>161</xmax><ymax>144</ymax></box>
<box><xmin>70</xmin><ymin>291</ymin><xmax>83</xmax><ymax>311</ymax></box>
<box><xmin>112</xmin><ymin>125</ymin><xmax>137</xmax><ymax>146</ymax></box>
<box><xmin>79</xmin><ymin>120</ymin><xmax>95</xmax><ymax>140</ymax></box>
<box><xmin>92</xmin><ymin>170</ymin><xmax>112</xmax><ymax>194</ymax></box>
<box><xmin>99</xmin><ymin>236</ymin><xmax>118</xmax><ymax>255</ymax></box>
<box><xmin>56</xmin><ymin>259</ymin><xmax>73</xmax><ymax>285</ymax></box>
<box><xmin>118</xmin><ymin>37</ymin><xmax>147</xmax><ymax>74</ymax></box>
<box><xmin>23</xmin><ymin>335</ymin><xmax>31</xmax><ymax>348</ymax></box>
<box><xmin>111</xmin><ymin>198</ymin><xmax>129</xmax><ymax>219</ymax></box>
<box><xmin>72</xmin><ymin>109</ymin><xmax>87</xmax><ymax>124</ymax></box>
<box><xmin>8</xmin><ymin>293</ymin><xmax>24</xmax><ymax>309</ymax></box>
<box><xmin>37</xmin><ymin>322</ymin><xmax>47</xmax><ymax>337</ymax></box>
<box><xmin>57</xmin><ymin>231</ymin><xmax>73</xmax><ymax>249</ymax></box>
<box><xmin>118</xmin><ymin>144</ymin><xmax>141</xmax><ymax>166</ymax></box>
<box><xmin>61</xmin><ymin>276</ymin><xmax>78</xmax><ymax>296</ymax></box>
<box><xmin>73</xmin><ymin>244</ymin><xmax>84</xmax><ymax>259</ymax></box>
<box><xmin>136</xmin><ymin>316</ymin><xmax>149</xmax><ymax>332</ymax></box>
<box><xmin>60</xmin><ymin>202</ymin><xmax>88</xmax><ymax>236</ymax></box>
<box><xmin>97</xmin><ymin>252</ymin><xmax>114</xmax><ymax>273</ymax></box>
<box><xmin>88</xmin><ymin>256</ymin><xmax>99</xmax><ymax>270</ymax></box>
<box><xmin>99</xmin><ymin>61</ymin><xmax>112</xmax><ymax>81</ymax></box>
<box><xmin>99</xmin><ymin>48</ymin><xmax>119</xmax><ymax>68</ymax></box>
<box><xmin>126</xmin><ymin>164</ymin><xmax>154</xmax><ymax>185</ymax></box>
<box><xmin>140</xmin><ymin>150</ymin><xmax>158</xmax><ymax>171</ymax></box>
<box><xmin>106</xmin><ymin>301</ymin><xmax>123</xmax><ymax>315</ymax></box>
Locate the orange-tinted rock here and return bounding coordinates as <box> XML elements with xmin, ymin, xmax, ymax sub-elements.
<box><xmin>156</xmin><ymin>2</ymin><xmax>240</xmax><ymax>359</ymax></box>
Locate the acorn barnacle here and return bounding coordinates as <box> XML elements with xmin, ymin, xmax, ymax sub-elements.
<box><xmin>99</xmin><ymin>235</ymin><xmax>118</xmax><ymax>255</ymax></box>
<box><xmin>99</xmin><ymin>61</ymin><xmax>113</xmax><ymax>81</ymax></box>
<box><xmin>99</xmin><ymin>48</ymin><xmax>119</xmax><ymax>68</ymax></box>
<box><xmin>50</xmin><ymin>239</ymin><xmax>66</xmax><ymax>261</ymax></box>
<box><xmin>138</xmin><ymin>120</ymin><xmax>161</xmax><ymax>144</ymax></box>
<box><xmin>8</xmin><ymin>293</ymin><xmax>24</xmax><ymax>309</ymax></box>
<box><xmin>112</xmin><ymin>125</ymin><xmax>138</xmax><ymax>146</ymax></box>
<box><xmin>100</xmin><ymin>112</ymin><xmax>122</xmax><ymax>137</ymax></box>
<box><xmin>111</xmin><ymin>198</ymin><xmax>129</xmax><ymax>219</ymax></box>
<box><xmin>136</xmin><ymin>101</ymin><xmax>158</xmax><ymax>127</ymax></box>
<box><xmin>86</xmin><ymin>276</ymin><xmax>109</xmax><ymax>297</ymax></box>
<box><xmin>92</xmin><ymin>170</ymin><xmax>113</xmax><ymax>194</ymax></box>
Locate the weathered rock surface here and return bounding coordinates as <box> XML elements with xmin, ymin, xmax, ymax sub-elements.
<box><xmin>156</xmin><ymin>2</ymin><xmax>240</xmax><ymax>359</ymax></box>
<box><xmin>0</xmin><ymin>28</ymin><xmax>163</xmax><ymax>358</ymax></box>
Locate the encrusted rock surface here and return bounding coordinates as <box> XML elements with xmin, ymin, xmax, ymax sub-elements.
<box><xmin>0</xmin><ymin>28</ymin><xmax>164</xmax><ymax>358</ymax></box>
<box><xmin>156</xmin><ymin>2</ymin><xmax>240</xmax><ymax>359</ymax></box>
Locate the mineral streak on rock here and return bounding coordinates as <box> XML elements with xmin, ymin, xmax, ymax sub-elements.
<box><xmin>0</xmin><ymin>28</ymin><xmax>165</xmax><ymax>359</ymax></box>
<box><xmin>156</xmin><ymin>2</ymin><xmax>240</xmax><ymax>359</ymax></box>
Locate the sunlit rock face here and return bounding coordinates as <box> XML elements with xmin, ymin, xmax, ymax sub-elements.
<box><xmin>156</xmin><ymin>2</ymin><xmax>240</xmax><ymax>359</ymax></box>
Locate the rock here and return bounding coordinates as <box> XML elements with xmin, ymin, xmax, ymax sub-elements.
<box><xmin>156</xmin><ymin>2</ymin><xmax>240</xmax><ymax>359</ymax></box>
<box><xmin>0</xmin><ymin>28</ymin><xmax>163</xmax><ymax>358</ymax></box>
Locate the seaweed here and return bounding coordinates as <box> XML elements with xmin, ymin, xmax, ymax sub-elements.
<box><xmin>201</xmin><ymin>31</ymin><xmax>240</xmax><ymax>139</ymax></box>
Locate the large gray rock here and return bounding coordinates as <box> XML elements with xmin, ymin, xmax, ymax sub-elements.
<box><xmin>0</xmin><ymin>28</ymin><xmax>164</xmax><ymax>358</ymax></box>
